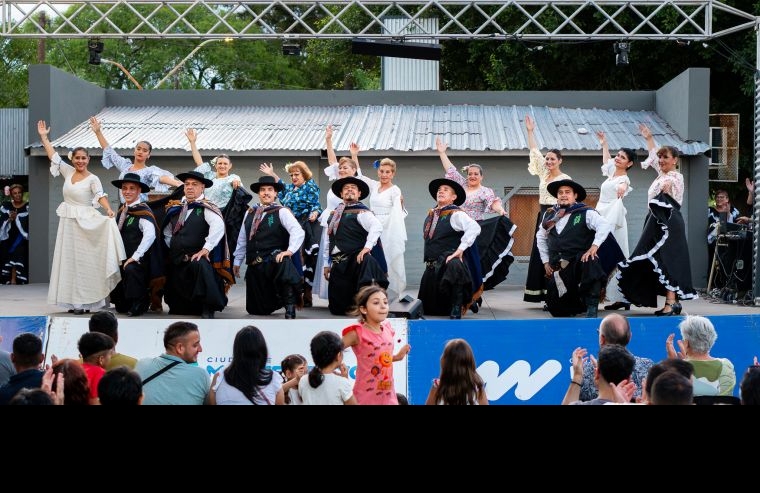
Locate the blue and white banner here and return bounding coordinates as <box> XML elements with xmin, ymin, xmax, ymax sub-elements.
<box><xmin>0</xmin><ymin>316</ymin><xmax>49</xmax><ymax>352</ymax></box>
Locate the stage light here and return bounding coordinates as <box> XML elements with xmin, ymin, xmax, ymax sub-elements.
<box><xmin>88</xmin><ymin>39</ymin><xmax>104</xmax><ymax>65</ymax></box>
<box><xmin>351</xmin><ymin>38</ymin><xmax>441</xmax><ymax>61</ymax></box>
<box><xmin>614</xmin><ymin>41</ymin><xmax>629</xmax><ymax>66</ymax></box>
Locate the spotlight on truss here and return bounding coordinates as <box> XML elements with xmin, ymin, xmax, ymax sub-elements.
<box><xmin>614</xmin><ymin>41</ymin><xmax>629</xmax><ymax>66</ymax></box>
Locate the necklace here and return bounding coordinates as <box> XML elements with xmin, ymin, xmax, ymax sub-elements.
<box><xmin>363</xmin><ymin>321</ymin><xmax>382</xmax><ymax>332</ymax></box>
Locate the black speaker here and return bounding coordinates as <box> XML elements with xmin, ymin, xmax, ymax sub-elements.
<box><xmin>388</xmin><ymin>296</ymin><xmax>424</xmax><ymax>319</ymax></box>
<box><xmin>351</xmin><ymin>38</ymin><xmax>442</xmax><ymax>61</ymax></box>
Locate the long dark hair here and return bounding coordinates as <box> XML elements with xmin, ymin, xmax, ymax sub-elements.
<box><xmin>224</xmin><ymin>326</ymin><xmax>273</xmax><ymax>403</ymax></box>
<box><xmin>435</xmin><ymin>339</ymin><xmax>485</xmax><ymax>405</ymax></box>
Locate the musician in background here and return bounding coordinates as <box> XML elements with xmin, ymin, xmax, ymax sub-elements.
<box><xmin>707</xmin><ymin>188</ymin><xmax>750</xmax><ymax>282</ymax></box>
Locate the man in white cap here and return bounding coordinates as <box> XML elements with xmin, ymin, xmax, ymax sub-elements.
<box><xmin>536</xmin><ymin>179</ymin><xmax>618</xmax><ymax>318</ymax></box>
<box><xmin>233</xmin><ymin>176</ymin><xmax>304</xmax><ymax>319</ymax></box>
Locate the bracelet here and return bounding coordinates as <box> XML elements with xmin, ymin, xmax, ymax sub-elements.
<box><xmin>571</xmin><ymin>380</ymin><xmax>582</xmax><ymax>387</ymax></box>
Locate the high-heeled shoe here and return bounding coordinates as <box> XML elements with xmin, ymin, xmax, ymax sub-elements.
<box><xmin>604</xmin><ymin>301</ymin><xmax>631</xmax><ymax>311</ymax></box>
<box><xmin>655</xmin><ymin>301</ymin><xmax>682</xmax><ymax>316</ymax></box>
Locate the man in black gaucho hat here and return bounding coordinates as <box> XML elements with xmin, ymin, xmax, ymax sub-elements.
<box><xmin>161</xmin><ymin>170</ymin><xmax>234</xmax><ymax>319</ymax></box>
<box><xmin>109</xmin><ymin>172</ymin><xmax>164</xmax><ymax>317</ymax></box>
<box><xmin>418</xmin><ymin>178</ymin><xmax>482</xmax><ymax>319</ymax></box>
<box><xmin>536</xmin><ymin>179</ymin><xmax>622</xmax><ymax>318</ymax></box>
<box><xmin>324</xmin><ymin>176</ymin><xmax>388</xmax><ymax>315</ymax></box>
<box><xmin>232</xmin><ymin>176</ymin><xmax>304</xmax><ymax>319</ymax></box>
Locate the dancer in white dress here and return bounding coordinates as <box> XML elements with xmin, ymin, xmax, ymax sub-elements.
<box><xmin>38</xmin><ymin>120</ymin><xmax>126</xmax><ymax>314</ymax></box>
<box><xmin>595</xmin><ymin>131</ymin><xmax>634</xmax><ymax>310</ymax></box>
<box><xmin>349</xmin><ymin>146</ymin><xmax>407</xmax><ymax>301</ymax></box>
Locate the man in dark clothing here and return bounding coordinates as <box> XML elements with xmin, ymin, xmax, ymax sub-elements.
<box><xmin>324</xmin><ymin>176</ymin><xmax>387</xmax><ymax>315</ymax></box>
<box><xmin>0</xmin><ymin>333</ymin><xmax>44</xmax><ymax>405</ymax></box>
<box><xmin>418</xmin><ymin>178</ymin><xmax>481</xmax><ymax>319</ymax></box>
<box><xmin>161</xmin><ymin>171</ymin><xmax>233</xmax><ymax>319</ymax></box>
<box><xmin>109</xmin><ymin>173</ymin><xmax>163</xmax><ymax>317</ymax></box>
<box><xmin>233</xmin><ymin>176</ymin><xmax>304</xmax><ymax>319</ymax></box>
<box><xmin>536</xmin><ymin>179</ymin><xmax>617</xmax><ymax>318</ymax></box>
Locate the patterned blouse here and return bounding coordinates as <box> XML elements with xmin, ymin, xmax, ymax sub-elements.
<box><xmin>277</xmin><ymin>178</ymin><xmax>322</xmax><ymax>219</ymax></box>
<box><xmin>101</xmin><ymin>146</ymin><xmax>174</xmax><ymax>203</ymax></box>
<box><xmin>527</xmin><ymin>148</ymin><xmax>571</xmax><ymax>206</ymax></box>
<box><xmin>193</xmin><ymin>162</ymin><xmax>242</xmax><ymax>209</ymax></box>
<box><xmin>641</xmin><ymin>149</ymin><xmax>684</xmax><ymax>205</ymax></box>
<box><xmin>444</xmin><ymin>165</ymin><xmax>499</xmax><ymax>220</ymax></box>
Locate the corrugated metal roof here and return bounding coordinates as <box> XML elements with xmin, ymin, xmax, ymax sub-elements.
<box><xmin>38</xmin><ymin>104</ymin><xmax>709</xmax><ymax>156</ymax></box>
<box><xmin>0</xmin><ymin>108</ymin><xmax>28</xmax><ymax>176</ymax></box>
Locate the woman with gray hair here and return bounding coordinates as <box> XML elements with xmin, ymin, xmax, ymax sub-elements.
<box><xmin>666</xmin><ymin>315</ymin><xmax>736</xmax><ymax>396</ymax></box>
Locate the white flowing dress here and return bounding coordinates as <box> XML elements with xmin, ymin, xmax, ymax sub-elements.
<box><xmin>47</xmin><ymin>153</ymin><xmax>126</xmax><ymax>310</ymax></box>
<box><xmin>596</xmin><ymin>159</ymin><xmax>631</xmax><ymax>303</ymax></box>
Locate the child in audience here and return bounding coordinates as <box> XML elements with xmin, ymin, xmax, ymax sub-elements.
<box><xmin>342</xmin><ymin>285</ymin><xmax>411</xmax><ymax>405</ymax></box>
<box><xmin>78</xmin><ymin>332</ymin><xmax>115</xmax><ymax>405</ymax></box>
<box><xmin>425</xmin><ymin>338</ymin><xmax>488</xmax><ymax>405</ymax></box>
<box><xmin>280</xmin><ymin>353</ymin><xmax>307</xmax><ymax>405</ymax></box>
<box><xmin>300</xmin><ymin>331</ymin><xmax>356</xmax><ymax>405</ymax></box>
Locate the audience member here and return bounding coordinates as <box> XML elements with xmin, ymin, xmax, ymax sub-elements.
<box><xmin>135</xmin><ymin>321</ymin><xmax>210</xmax><ymax>405</ymax></box>
<box><xmin>8</xmin><ymin>388</ymin><xmax>54</xmax><ymax>405</ymax></box>
<box><xmin>280</xmin><ymin>353</ymin><xmax>307</xmax><ymax>405</ymax></box>
<box><xmin>0</xmin><ymin>336</ymin><xmax>15</xmax><ymax>387</ymax></box>
<box><xmin>0</xmin><ymin>333</ymin><xmax>44</xmax><ymax>405</ymax></box>
<box><xmin>579</xmin><ymin>313</ymin><xmax>654</xmax><ymax>402</ymax></box>
<box><xmin>98</xmin><ymin>366</ymin><xmax>144</xmax><ymax>405</ymax></box>
<box><xmin>300</xmin><ymin>331</ymin><xmax>356</xmax><ymax>405</ymax></box>
<box><xmin>88</xmin><ymin>311</ymin><xmax>137</xmax><ymax>370</ymax></box>
<box><xmin>425</xmin><ymin>338</ymin><xmax>487</xmax><ymax>405</ymax></box>
<box><xmin>649</xmin><ymin>371</ymin><xmax>693</xmax><ymax>405</ymax></box>
<box><xmin>563</xmin><ymin>344</ymin><xmax>635</xmax><ymax>405</ymax></box>
<box><xmin>640</xmin><ymin>358</ymin><xmax>694</xmax><ymax>404</ymax></box>
<box><xmin>78</xmin><ymin>331</ymin><xmax>115</xmax><ymax>404</ymax></box>
<box><xmin>51</xmin><ymin>358</ymin><xmax>90</xmax><ymax>405</ymax></box>
<box><xmin>666</xmin><ymin>315</ymin><xmax>736</xmax><ymax>396</ymax></box>
<box><xmin>740</xmin><ymin>363</ymin><xmax>760</xmax><ymax>405</ymax></box>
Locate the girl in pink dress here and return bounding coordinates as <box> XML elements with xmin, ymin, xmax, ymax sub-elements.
<box><xmin>342</xmin><ymin>285</ymin><xmax>411</xmax><ymax>405</ymax></box>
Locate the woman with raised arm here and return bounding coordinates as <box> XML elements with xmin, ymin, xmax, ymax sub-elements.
<box><xmin>523</xmin><ymin>114</ymin><xmax>571</xmax><ymax>304</ymax></box>
<box><xmin>435</xmin><ymin>137</ymin><xmax>516</xmax><ymax>306</ymax></box>
<box><xmin>259</xmin><ymin>161</ymin><xmax>321</xmax><ymax>307</ymax></box>
<box><xmin>595</xmin><ymin>131</ymin><xmax>635</xmax><ymax>311</ymax></box>
<box><xmin>347</xmin><ymin>144</ymin><xmax>408</xmax><ymax>301</ymax></box>
<box><xmin>184</xmin><ymin>128</ymin><xmax>243</xmax><ymax>209</ymax></box>
<box><xmin>617</xmin><ymin>123</ymin><xmax>697</xmax><ymax>315</ymax></box>
<box><xmin>38</xmin><ymin>120</ymin><xmax>125</xmax><ymax>315</ymax></box>
<box><xmin>90</xmin><ymin>116</ymin><xmax>182</xmax><ymax>203</ymax></box>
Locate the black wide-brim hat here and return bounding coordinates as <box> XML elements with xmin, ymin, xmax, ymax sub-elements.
<box><xmin>428</xmin><ymin>178</ymin><xmax>466</xmax><ymax>206</ymax></box>
<box><xmin>176</xmin><ymin>170</ymin><xmax>213</xmax><ymax>188</ymax></box>
<box><xmin>251</xmin><ymin>175</ymin><xmax>285</xmax><ymax>194</ymax></box>
<box><xmin>331</xmin><ymin>176</ymin><xmax>369</xmax><ymax>201</ymax></box>
<box><xmin>547</xmin><ymin>179</ymin><xmax>586</xmax><ymax>202</ymax></box>
<box><xmin>111</xmin><ymin>172</ymin><xmax>150</xmax><ymax>193</ymax></box>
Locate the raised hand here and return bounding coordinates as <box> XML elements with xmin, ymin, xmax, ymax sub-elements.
<box><xmin>89</xmin><ymin>116</ymin><xmax>102</xmax><ymax>134</ymax></box>
<box><xmin>185</xmin><ymin>128</ymin><xmax>197</xmax><ymax>143</ymax></box>
<box><xmin>37</xmin><ymin>120</ymin><xmax>50</xmax><ymax>138</ymax></box>
<box><xmin>435</xmin><ymin>136</ymin><xmax>448</xmax><ymax>154</ymax></box>
<box><xmin>525</xmin><ymin>114</ymin><xmax>535</xmax><ymax>132</ymax></box>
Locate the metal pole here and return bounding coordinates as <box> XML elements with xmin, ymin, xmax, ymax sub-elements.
<box><xmin>153</xmin><ymin>38</ymin><xmax>223</xmax><ymax>89</ymax></box>
<box><xmin>754</xmin><ymin>17</ymin><xmax>760</xmax><ymax>304</ymax></box>
<box><xmin>101</xmin><ymin>58</ymin><xmax>142</xmax><ymax>90</ymax></box>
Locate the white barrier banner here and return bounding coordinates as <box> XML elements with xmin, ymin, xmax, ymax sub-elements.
<box><xmin>45</xmin><ymin>317</ymin><xmax>408</xmax><ymax>397</ymax></box>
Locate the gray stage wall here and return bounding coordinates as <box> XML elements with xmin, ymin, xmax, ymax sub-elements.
<box><xmin>26</xmin><ymin>65</ymin><xmax>710</xmax><ymax>294</ymax></box>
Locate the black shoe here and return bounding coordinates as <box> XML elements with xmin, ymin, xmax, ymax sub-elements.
<box><xmin>542</xmin><ymin>303</ymin><xmax>549</xmax><ymax>311</ymax></box>
<box><xmin>470</xmin><ymin>302</ymin><xmax>479</xmax><ymax>314</ymax></box>
<box><xmin>284</xmin><ymin>304</ymin><xmax>296</xmax><ymax>319</ymax></box>
<box><xmin>127</xmin><ymin>302</ymin><xmax>145</xmax><ymax>317</ymax></box>
<box><xmin>71</xmin><ymin>308</ymin><xmax>85</xmax><ymax>315</ymax></box>
<box><xmin>604</xmin><ymin>301</ymin><xmax>631</xmax><ymax>311</ymax></box>
<box><xmin>450</xmin><ymin>305</ymin><xmax>462</xmax><ymax>319</ymax></box>
<box><xmin>67</xmin><ymin>309</ymin><xmax>75</xmax><ymax>313</ymax></box>
<box><xmin>586</xmin><ymin>305</ymin><xmax>598</xmax><ymax>318</ymax></box>
<box><xmin>655</xmin><ymin>301</ymin><xmax>681</xmax><ymax>316</ymax></box>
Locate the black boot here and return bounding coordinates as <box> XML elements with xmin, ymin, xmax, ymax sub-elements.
<box><xmin>450</xmin><ymin>305</ymin><xmax>462</xmax><ymax>319</ymax></box>
<box><xmin>302</xmin><ymin>285</ymin><xmax>313</xmax><ymax>308</ymax></box>
<box><xmin>586</xmin><ymin>304</ymin><xmax>598</xmax><ymax>318</ymax></box>
<box><xmin>285</xmin><ymin>304</ymin><xmax>296</xmax><ymax>319</ymax></box>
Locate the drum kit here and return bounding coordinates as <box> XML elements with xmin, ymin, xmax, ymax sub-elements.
<box><xmin>707</xmin><ymin>215</ymin><xmax>753</xmax><ymax>294</ymax></box>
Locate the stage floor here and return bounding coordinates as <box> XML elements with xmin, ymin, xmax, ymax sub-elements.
<box><xmin>0</xmin><ymin>283</ymin><xmax>755</xmax><ymax>320</ymax></box>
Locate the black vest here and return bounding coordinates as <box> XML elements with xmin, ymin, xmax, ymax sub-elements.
<box><xmin>328</xmin><ymin>209</ymin><xmax>369</xmax><ymax>255</ymax></box>
<box><xmin>424</xmin><ymin>212</ymin><xmax>463</xmax><ymax>261</ymax></box>
<box><xmin>170</xmin><ymin>205</ymin><xmax>209</xmax><ymax>262</ymax></box>
<box><xmin>244</xmin><ymin>206</ymin><xmax>289</xmax><ymax>261</ymax></box>
<box><xmin>117</xmin><ymin>204</ymin><xmax>152</xmax><ymax>259</ymax></box>
<box><xmin>547</xmin><ymin>209</ymin><xmax>595</xmax><ymax>264</ymax></box>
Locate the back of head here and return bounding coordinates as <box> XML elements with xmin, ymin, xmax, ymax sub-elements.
<box><xmin>78</xmin><ymin>332</ymin><xmax>115</xmax><ymax>361</ymax></box>
<box><xmin>225</xmin><ymin>326</ymin><xmax>272</xmax><ymax>395</ymax></box>
<box><xmin>650</xmin><ymin>371</ymin><xmax>693</xmax><ymax>405</ymax></box>
<box><xmin>89</xmin><ymin>310</ymin><xmax>119</xmax><ymax>342</ymax></box>
<box><xmin>741</xmin><ymin>366</ymin><xmax>760</xmax><ymax>405</ymax></box>
<box><xmin>12</xmin><ymin>333</ymin><xmax>43</xmax><ymax>369</ymax></box>
<box><xmin>9</xmin><ymin>388</ymin><xmax>54</xmax><ymax>405</ymax></box>
<box><xmin>163</xmin><ymin>321</ymin><xmax>198</xmax><ymax>349</ymax></box>
<box><xmin>98</xmin><ymin>366</ymin><xmax>143</xmax><ymax>405</ymax></box>
<box><xmin>396</xmin><ymin>393</ymin><xmax>409</xmax><ymax>405</ymax></box>
<box><xmin>597</xmin><ymin>344</ymin><xmax>635</xmax><ymax>386</ymax></box>
<box><xmin>678</xmin><ymin>315</ymin><xmax>717</xmax><ymax>355</ymax></box>
<box><xmin>308</xmin><ymin>331</ymin><xmax>343</xmax><ymax>389</ymax></box>
<box><xmin>52</xmin><ymin>359</ymin><xmax>90</xmax><ymax>405</ymax></box>
<box><xmin>644</xmin><ymin>359</ymin><xmax>695</xmax><ymax>398</ymax></box>
<box><xmin>599</xmin><ymin>314</ymin><xmax>631</xmax><ymax>346</ymax></box>
<box><xmin>437</xmin><ymin>339</ymin><xmax>484</xmax><ymax>405</ymax></box>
